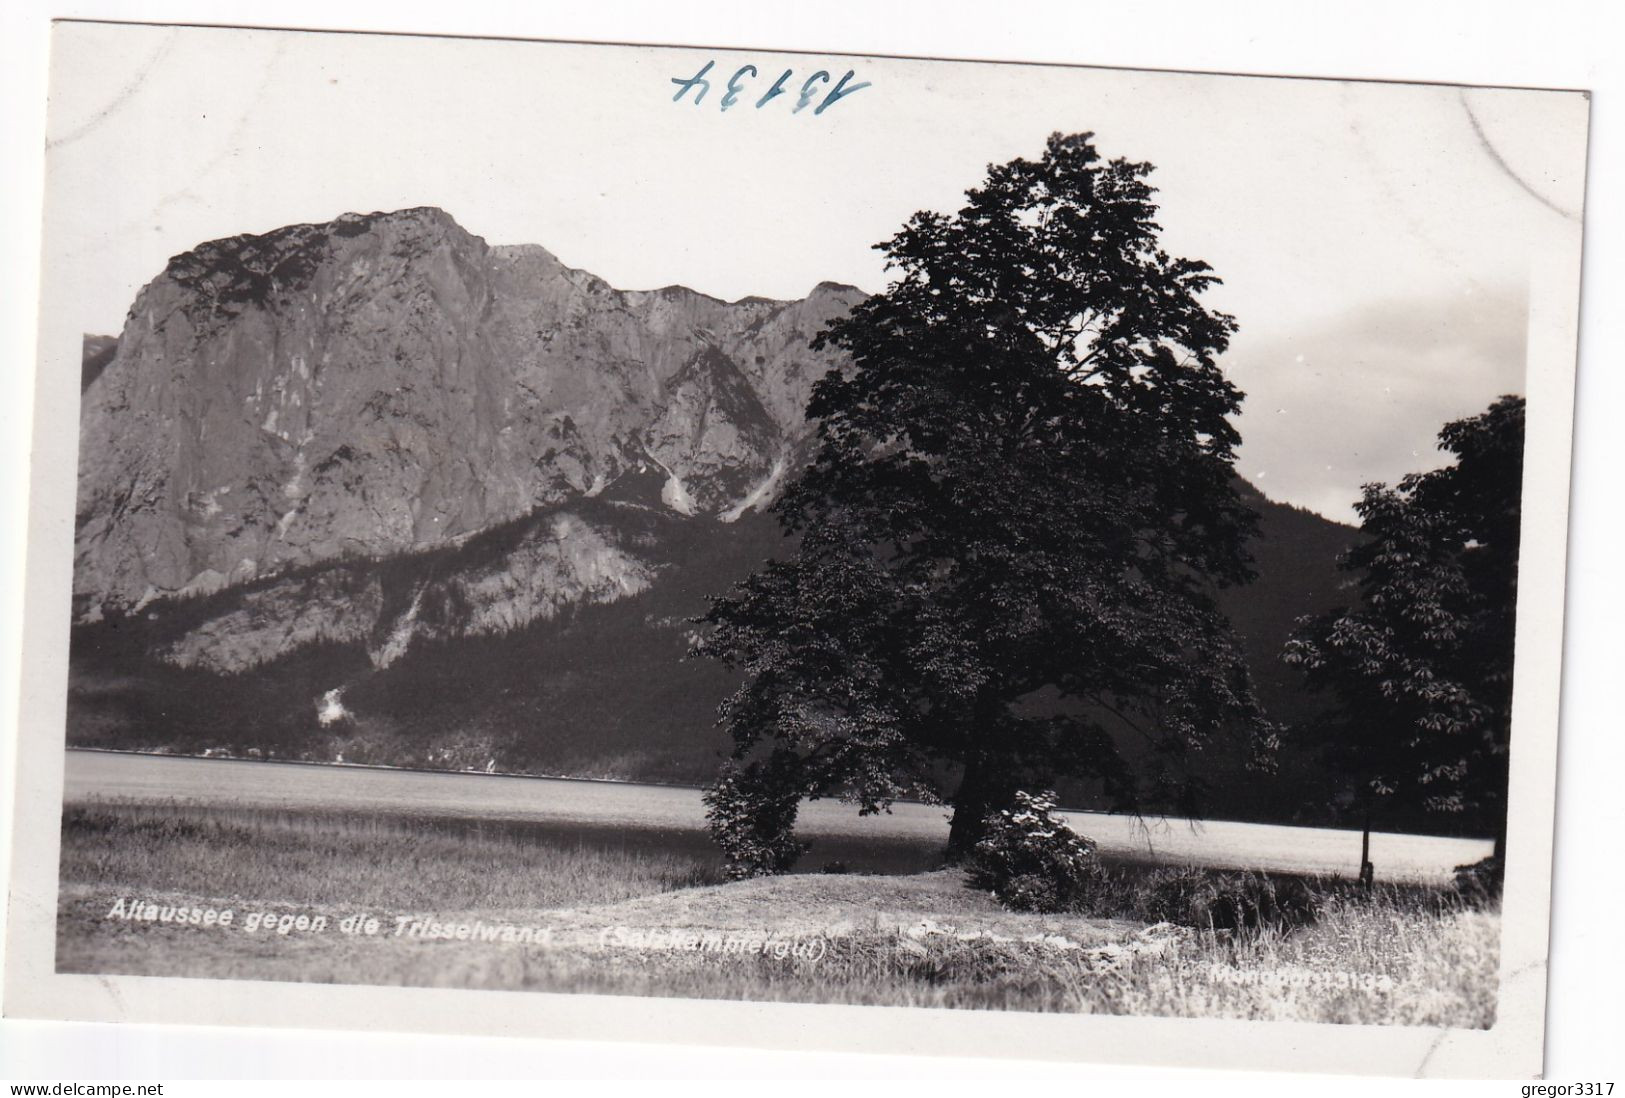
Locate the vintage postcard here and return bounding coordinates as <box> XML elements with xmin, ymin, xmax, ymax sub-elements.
<box><xmin>3</xmin><ymin>20</ymin><xmax>1589</xmax><ymax>1077</ymax></box>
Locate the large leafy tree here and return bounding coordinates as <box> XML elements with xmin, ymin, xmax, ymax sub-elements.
<box><xmin>1283</xmin><ymin>396</ymin><xmax>1524</xmax><ymax>865</ymax></box>
<box><xmin>697</xmin><ymin>133</ymin><xmax>1273</xmax><ymax>872</ymax></box>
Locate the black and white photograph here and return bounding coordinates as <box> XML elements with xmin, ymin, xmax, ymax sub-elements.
<box><xmin>0</xmin><ymin>14</ymin><xmax>1595</xmax><ymax>1079</ymax></box>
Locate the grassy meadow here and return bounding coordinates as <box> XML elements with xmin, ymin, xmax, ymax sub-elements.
<box><xmin>57</xmin><ymin>800</ymin><xmax>1498</xmax><ymax>1026</ymax></box>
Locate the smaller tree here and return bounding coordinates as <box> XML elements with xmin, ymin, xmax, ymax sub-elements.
<box><xmin>1283</xmin><ymin>395</ymin><xmax>1524</xmax><ymax>874</ymax></box>
<box><xmin>702</xmin><ymin>753</ymin><xmax>809</xmax><ymax>879</ymax></box>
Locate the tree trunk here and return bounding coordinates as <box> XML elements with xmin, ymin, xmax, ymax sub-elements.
<box><xmin>1358</xmin><ymin>802</ymin><xmax>1375</xmax><ymax>889</ymax></box>
<box><xmin>946</xmin><ymin>749</ymin><xmax>1017</xmax><ymax>862</ymax></box>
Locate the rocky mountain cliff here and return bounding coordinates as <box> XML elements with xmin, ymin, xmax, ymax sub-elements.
<box><xmin>69</xmin><ymin>208</ymin><xmax>1371</xmax><ymax>826</ymax></box>
<box><xmin>75</xmin><ymin>207</ymin><xmax>858</xmax><ymax>620</ymax></box>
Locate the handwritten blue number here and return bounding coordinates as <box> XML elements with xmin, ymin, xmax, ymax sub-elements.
<box><xmin>722</xmin><ymin>65</ymin><xmax>757</xmax><ymax>111</ymax></box>
<box><xmin>671</xmin><ymin>61</ymin><xmax>714</xmax><ymax>105</ymax></box>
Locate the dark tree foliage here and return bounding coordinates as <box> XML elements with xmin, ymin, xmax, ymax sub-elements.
<box><xmin>696</xmin><ymin>133</ymin><xmax>1274</xmax><ymax>870</ymax></box>
<box><xmin>1283</xmin><ymin>396</ymin><xmax>1525</xmax><ymax>860</ymax></box>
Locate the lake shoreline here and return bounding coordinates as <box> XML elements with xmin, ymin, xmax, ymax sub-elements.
<box><xmin>62</xmin><ymin>748</ymin><xmax>1494</xmax><ymax>882</ymax></box>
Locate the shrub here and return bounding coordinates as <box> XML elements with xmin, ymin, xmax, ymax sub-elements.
<box><xmin>965</xmin><ymin>791</ymin><xmax>1101</xmax><ymax>913</ymax></box>
<box><xmin>1452</xmin><ymin>855</ymin><xmax>1503</xmax><ymax>905</ymax></box>
<box><xmin>1131</xmin><ymin>867</ymin><xmax>1317</xmax><ymax>931</ymax></box>
<box><xmin>703</xmin><ymin>758</ymin><xmax>808</xmax><ymax>879</ymax></box>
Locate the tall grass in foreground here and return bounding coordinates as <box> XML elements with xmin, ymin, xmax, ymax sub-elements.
<box><xmin>57</xmin><ymin>801</ymin><xmax>1498</xmax><ymax>1026</ymax></box>
<box><xmin>451</xmin><ymin>886</ymin><xmax>1495</xmax><ymax>1026</ymax></box>
<box><xmin>1081</xmin><ymin>884</ymin><xmax>1499</xmax><ymax>1025</ymax></box>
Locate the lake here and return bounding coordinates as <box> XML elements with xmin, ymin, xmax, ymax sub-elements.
<box><xmin>62</xmin><ymin>749</ymin><xmax>1493</xmax><ymax>881</ymax></box>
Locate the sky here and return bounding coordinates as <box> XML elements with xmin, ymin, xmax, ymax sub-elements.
<box><xmin>41</xmin><ymin>22</ymin><xmax>1589</xmax><ymax>522</ymax></box>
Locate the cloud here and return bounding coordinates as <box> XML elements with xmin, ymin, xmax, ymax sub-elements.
<box><xmin>1224</xmin><ymin>284</ymin><xmax>1528</xmax><ymax>524</ymax></box>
